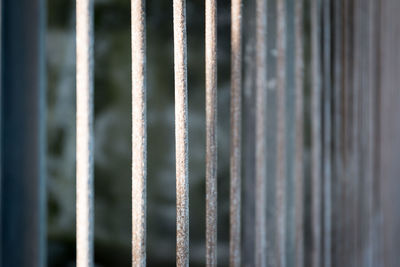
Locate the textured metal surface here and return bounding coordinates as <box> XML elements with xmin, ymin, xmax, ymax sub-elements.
<box><xmin>255</xmin><ymin>0</ymin><xmax>267</xmax><ymax>265</ymax></box>
<box><xmin>205</xmin><ymin>0</ymin><xmax>217</xmax><ymax>265</ymax></box>
<box><xmin>76</xmin><ymin>0</ymin><xmax>94</xmax><ymax>266</ymax></box>
<box><xmin>311</xmin><ymin>0</ymin><xmax>322</xmax><ymax>266</ymax></box>
<box><xmin>229</xmin><ymin>0</ymin><xmax>242</xmax><ymax>266</ymax></box>
<box><xmin>131</xmin><ymin>0</ymin><xmax>146</xmax><ymax>266</ymax></box>
<box><xmin>173</xmin><ymin>0</ymin><xmax>189</xmax><ymax>266</ymax></box>
<box><xmin>276</xmin><ymin>0</ymin><xmax>287</xmax><ymax>266</ymax></box>
<box><xmin>294</xmin><ymin>0</ymin><xmax>304</xmax><ymax>266</ymax></box>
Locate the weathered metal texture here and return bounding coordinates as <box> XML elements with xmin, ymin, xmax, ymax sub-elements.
<box><xmin>131</xmin><ymin>0</ymin><xmax>147</xmax><ymax>266</ymax></box>
<box><xmin>294</xmin><ymin>0</ymin><xmax>304</xmax><ymax>266</ymax></box>
<box><xmin>322</xmin><ymin>0</ymin><xmax>332</xmax><ymax>266</ymax></box>
<box><xmin>255</xmin><ymin>0</ymin><xmax>267</xmax><ymax>265</ymax></box>
<box><xmin>276</xmin><ymin>0</ymin><xmax>287</xmax><ymax>266</ymax></box>
<box><xmin>229</xmin><ymin>0</ymin><xmax>242</xmax><ymax>266</ymax></box>
<box><xmin>0</xmin><ymin>0</ymin><xmax>46</xmax><ymax>266</ymax></box>
<box><xmin>205</xmin><ymin>0</ymin><xmax>218</xmax><ymax>265</ymax></box>
<box><xmin>310</xmin><ymin>0</ymin><xmax>322</xmax><ymax>266</ymax></box>
<box><xmin>173</xmin><ymin>0</ymin><xmax>189</xmax><ymax>266</ymax></box>
<box><xmin>76</xmin><ymin>0</ymin><xmax>94</xmax><ymax>266</ymax></box>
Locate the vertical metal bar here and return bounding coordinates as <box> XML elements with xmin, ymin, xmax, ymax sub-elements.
<box><xmin>294</xmin><ymin>0</ymin><xmax>304</xmax><ymax>266</ymax></box>
<box><xmin>242</xmin><ymin>1</ymin><xmax>257</xmax><ymax>265</ymax></box>
<box><xmin>173</xmin><ymin>0</ymin><xmax>189</xmax><ymax>266</ymax></box>
<box><xmin>311</xmin><ymin>0</ymin><xmax>322</xmax><ymax>266</ymax></box>
<box><xmin>131</xmin><ymin>0</ymin><xmax>146</xmax><ymax>266</ymax></box>
<box><xmin>205</xmin><ymin>0</ymin><xmax>217</xmax><ymax>265</ymax></box>
<box><xmin>322</xmin><ymin>0</ymin><xmax>332</xmax><ymax>266</ymax></box>
<box><xmin>342</xmin><ymin>1</ymin><xmax>352</xmax><ymax>265</ymax></box>
<box><xmin>230</xmin><ymin>0</ymin><xmax>242</xmax><ymax>266</ymax></box>
<box><xmin>76</xmin><ymin>0</ymin><xmax>94</xmax><ymax>266</ymax></box>
<box><xmin>255</xmin><ymin>0</ymin><xmax>267</xmax><ymax>265</ymax></box>
<box><xmin>0</xmin><ymin>0</ymin><xmax>46</xmax><ymax>266</ymax></box>
<box><xmin>366</xmin><ymin>1</ymin><xmax>379</xmax><ymax>266</ymax></box>
<box><xmin>332</xmin><ymin>0</ymin><xmax>343</xmax><ymax>265</ymax></box>
<box><xmin>276</xmin><ymin>0</ymin><xmax>287</xmax><ymax>265</ymax></box>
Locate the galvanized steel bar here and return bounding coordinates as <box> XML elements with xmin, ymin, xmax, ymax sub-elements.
<box><xmin>205</xmin><ymin>0</ymin><xmax>218</xmax><ymax>265</ymax></box>
<box><xmin>173</xmin><ymin>0</ymin><xmax>189</xmax><ymax>266</ymax></box>
<box><xmin>276</xmin><ymin>0</ymin><xmax>287</xmax><ymax>266</ymax></box>
<box><xmin>294</xmin><ymin>0</ymin><xmax>304</xmax><ymax>266</ymax></box>
<box><xmin>131</xmin><ymin>0</ymin><xmax>146</xmax><ymax>266</ymax></box>
<box><xmin>311</xmin><ymin>0</ymin><xmax>322</xmax><ymax>266</ymax></box>
<box><xmin>229</xmin><ymin>0</ymin><xmax>242</xmax><ymax>266</ymax></box>
<box><xmin>76</xmin><ymin>0</ymin><xmax>94</xmax><ymax>266</ymax></box>
<box><xmin>322</xmin><ymin>0</ymin><xmax>332</xmax><ymax>266</ymax></box>
<box><xmin>255</xmin><ymin>0</ymin><xmax>267</xmax><ymax>265</ymax></box>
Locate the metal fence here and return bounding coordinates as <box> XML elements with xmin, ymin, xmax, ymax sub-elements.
<box><xmin>1</xmin><ymin>0</ymin><xmax>400</xmax><ymax>266</ymax></box>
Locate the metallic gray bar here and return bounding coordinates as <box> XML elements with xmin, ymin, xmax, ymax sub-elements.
<box><xmin>131</xmin><ymin>0</ymin><xmax>147</xmax><ymax>266</ymax></box>
<box><xmin>294</xmin><ymin>0</ymin><xmax>304</xmax><ymax>266</ymax></box>
<box><xmin>255</xmin><ymin>0</ymin><xmax>267</xmax><ymax>265</ymax></box>
<box><xmin>229</xmin><ymin>0</ymin><xmax>242</xmax><ymax>266</ymax></box>
<box><xmin>276</xmin><ymin>0</ymin><xmax>287</xmax><ymax>265</ymax></box>
<box><xmin>322</xmin><ymin>0</ymin><xmax>332</xmax><ymax>266</ymax></box>
<box><xmin>173</xmin><ymin>0</ymin><xmax>189</xmax><ymax>266</ymax></box>
<box><xmin>205</xmin><ymin>0</ymin><xmax>218</xmax><ymax>265</ymax></box>
<box><xmin>311</xmin><ymin>0</ymin><xmax>322</xmax><ymax>266</ymax></box>
<box><xmin>76</xmin><ymin>0</ymin><xmax>94</xmax><ymax>266</ymax></box>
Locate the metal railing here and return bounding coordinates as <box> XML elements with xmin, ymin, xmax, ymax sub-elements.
<box><xmin>2</xmin><ymin>0</ymin><xmax>400</xmax><ymax>266</ymax></box>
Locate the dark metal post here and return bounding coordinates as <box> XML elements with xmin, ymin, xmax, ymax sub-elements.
<box><xmin>0</xmin><ymin>0</ymin><xmax>46</xmax><ymax>266</ymax></box>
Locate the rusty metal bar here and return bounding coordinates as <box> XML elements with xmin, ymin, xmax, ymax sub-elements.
<box><xmin>76</xmin><ymin>0</ymin><xmax>94</xmax><ymax>266</ymax></box>
<box><xmin>229</xmin><ymin>0</ymin><xmax>242</xmax><ymax>266</ymax></box>
<box><xmin>276</xmin><ymin>0</ymin><xmax>287</xmax><ymax>266</ymax></box>
<box><xmin>205</xmin><ymin>0</ymin><xmax>217</xmax><ymax>265</ymax></box>
<box><xmin>173</xmin><ymin>0</ymin><xmax>189</xmax><ymax>266</ymax></box>
<box><xmin>322</xmin><ymin>0</ymin><xmax>332</xmax><ymax>266</ymax></box>
<box><xmin>294</xmin><ymin>0</ymin><xmax>304</xmax><ymax>266</ymax></box>
<box><xmin>255</xmin><ymin>0</ymin><xmax>267</xmax><ymax>265</ymax></box>
<box><xmin>311</xmin><ymin>0</ymin><xmax>322</xmax><ymax>266</ymax></box>
<box><xmin>131</xmin><ymin>0</ymin><xmax>146</xmax><ymax>266</ymax></box>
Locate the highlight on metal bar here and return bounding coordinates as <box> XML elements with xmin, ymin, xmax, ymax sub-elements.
<box><xmin>276</xmin><ymin>0</ymin><xmax>287</xmax><ymax>265</ymax></box>
<box><xmin>173</xmin><ymin>0</ymin><xmax>189</xmax><ymax>266</ymax></box>
<box><xmin>294</xmin><ymin>0</ymin><xmax>305</xmax><ymax>266</ymax></box>
<box><xmin>131</xmin><ymin>0</ymin><xmax>147</xmax><ymax>266</ymax></box>
<box><xmin>205</xmin><ymin>0</ymin><xmax>218</xmax><ymax>266</ymax></box>
<box><xmin>254</xmin><ymin>0</ymin><xmax>267</xmax><ymax>266</ymax></box>
<box><xmin>229</xmin><ymin>0</ymin><xmax>242</xmax><ymax>266</ymax></box>
<box><xmin>76</xmin><ymin>0</ymin><xmax>94</xmax><ymax>266</ymax></box>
